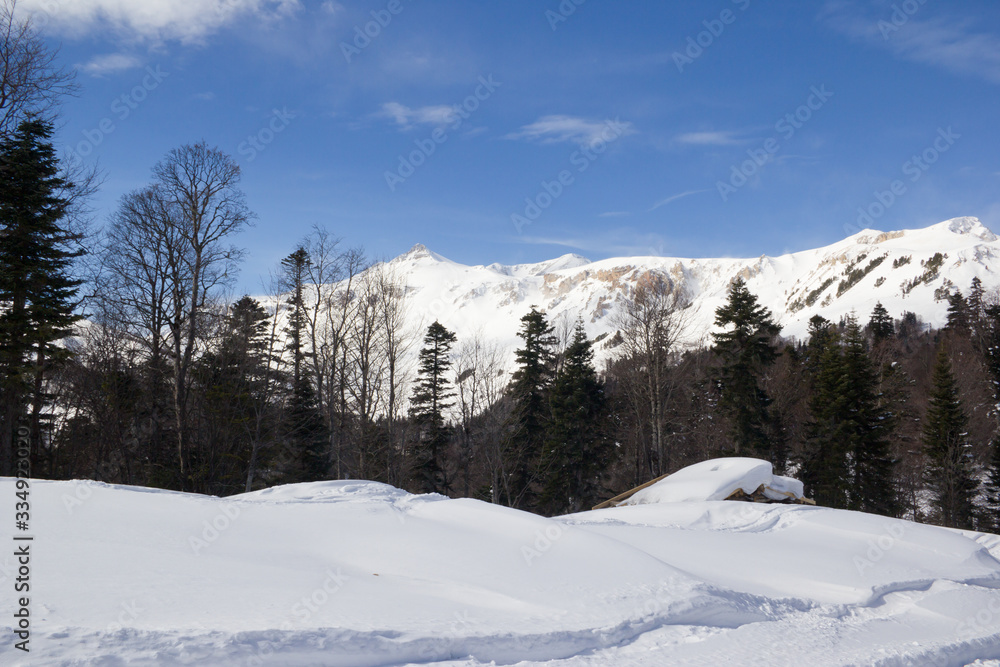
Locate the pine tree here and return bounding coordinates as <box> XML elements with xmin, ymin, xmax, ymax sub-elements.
<box><xmin>538</xmin><ymin>322</ymin><xmax>614</xmax><ymax>515</ymax></box>
<box><xmin>507</xmin><ymin>307</ymin><xmax>557</xmax><ymax>509</ymax></box>
<box><xmin>0</xmin><ymin>118</ymin><xmax>81</xmax><ymax>476</ymax></box>
<box><xmin>946</xmin><ymin>291</ymin><xmax>970</xmax><ymax>334</ymax></box>
<box><xmin>197</xmin><ymin>296</ymin><xmax>277</xmax><ymax>493</ymax></box>
<box><xmin>281</xmin><ymin>248</ymin><xmax>311</xmax><ymax>386</ymax></box>
<box><xmin>841</xmin><ymin>317</ymin><xmax>898</xmax><ymax>516</ymax></box>
<box><xmin>922</xmin><ymin>345</ymin><xmax>978</xmax><ymax>529</ymax></box>
<box><xmin>409</xmin><ymin>321</ymin><xmax>457</xmax><ymax>494</ymax></box>
<box><xmin>867</xmin><ymin>302</ymin><xmax>894</xmax><ymax>342</ymax></box>
<box><xmin>801</xmin><ymin>316</ymin><xmax>898</xmax><ymax>514</ymax></box>
<box><xmin>711</xmin><ymin>278</ymin><xmax>782</xmax><ymax>463</ymax></box>
<box><xmin>280</xmin><ymin>248</ymin><xmax>328</xmax><ymax>482</ymax></box>
<box><xmin>984</xmin><ymin>437</ymin><xmax>1000</xmax><ymax>533</ymax></box>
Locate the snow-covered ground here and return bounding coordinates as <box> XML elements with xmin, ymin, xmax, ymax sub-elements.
<box><xmin>2</xmin><ymin>472</ymin><xmax>1000</xmax><ymax>666</ymax></box>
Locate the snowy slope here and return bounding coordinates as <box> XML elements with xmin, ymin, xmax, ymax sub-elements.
<box><xmin>2</xmin><ymin>476</ymin><xmax>1000</xmax><ymax>666</ymax></box>
<box><xmin>383</xmin><ymin>217</ymin><xmax>1000</xmax><ymax>369</ymax></box>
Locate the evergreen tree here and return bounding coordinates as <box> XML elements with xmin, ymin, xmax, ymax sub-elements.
<box><xmin>507</xmin><ymin>307</ymin><xmax>557</xmax><ymax>509</ymax></box>
<box><xmin>801</xmin><ymin>316</ymin><xmax>898</xmax><ymax>514</ymax></box>
<box><xmin>921</xmin><ymin>345</ymin><xmax>978</xmax><ymax>529</ymax></box>
<box><xmin>945</xmin><ymin>291</ymin><xmax>970</xmax><ymax>334</ymax></box>
<box><xmin>281</xmin><ymin>247</ymin><xmax>311</xmax><ymax>386</ymax></box>
<box><xmin>867</xmin><ymin>302</ymin><xmax>894</xmax><ymax>342</ymax></box>
<box><xmin>538</xmin><ymin>322</ymin><xmax>614</xmax><ymax>515</ymax></box>
<box><xmin>800</xmin><ymin>319</ymin><xmax>850</xmax><ymax>508</ymax></box>
<box><xmin>841</xmin><ymin>317</ymin><xmax>898</xmax><ymax>516</ymax></box>
<box><xmin>280</xmin><ymin>247</ymin><xmax>328</xmax><ymax>482</ymax></box>
<box><xmin>0</xmin><ymin>118</ymin><xmax>81</xmax><ymax>476</ymax></box>
<box><xmin>711</xmin><ymin>278</ymin><xmax>782</xmax><ymax>463</ymax></box>
<box><xmin>984</xmin><ymin>437</ymin><xmax>1000</xmax><ymax>533</ymax></box>
<box><xmin>409</xmin><ymin>321</ymin><xmax>457</xmax><ymax>494</ymax></box>
<box><xmin>196</xmin><ymin>296</ymin><xmax>277</xmax><ymax>493</ymax></box>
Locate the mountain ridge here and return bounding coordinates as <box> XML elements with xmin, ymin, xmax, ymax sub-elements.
<box><xmin>381</xmin><ymin>217</ymin><xmax>999</xmax><ymax>365</ymax></box>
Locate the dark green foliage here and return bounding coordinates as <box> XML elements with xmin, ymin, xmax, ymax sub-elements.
<box><xmin>711</xmin><ymin>278</ymin><xmax>782</xmax><ymax>464</ymax></box>
<box><xmin>538</xmin><ymin>323</ymin><xmax>614</xmax><ymax>515</ymax></box>
<box><xmin>800</xmin><ymin>316</ymin><xmax>898</xmax><ymax>515</ymax></box>
<box><xmin>922</xmin><ymin>345</ymin><xmax>978</xmax><ymax>529</ymax></box>
<box><xmin>507</xmin><ymin>307</ymin><xmax>557</xmax><ymax>509</ymax></box>
<box><xmin>280</xmin><ymin>248</ymin><xmax>329</xmax><ymax>482</ymax></box>
<box><xmin>0</xmin><ymin>118</ymin><xmax>81</xmax><ymax>475</ymax></box>
<box><xmin>984</xmin><ymin>437</ymin><xmax>1000</xmax><ymax>533</ymax></box>
<box><xmin>946</xmin><ymin>291</ymin><xmax>970</xmax><ymax>333</ymax></box>
<box><xmin>281</xmin><ymin>248</ymin><xmax>311</xmax><ymax>385</ymax></box>
<box><xmin>195</xmin><ymin>297</ymin><xmax>277</xmax><ymax>494</ymax></box>
<box><xmin>409</xmin><ymin>321</ymin><xmax>457</xmax><ymax>494</ymax></box>
<box><xmin>867</xmin><ymin>302</ymin><xmax>894</xmax><ymax>342</ymax></box>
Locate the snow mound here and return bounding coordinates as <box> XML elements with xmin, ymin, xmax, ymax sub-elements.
<box><xmin>626</xmin><ymin>457</ymin><xmax>806</xmax><ymax>505</ymax></box>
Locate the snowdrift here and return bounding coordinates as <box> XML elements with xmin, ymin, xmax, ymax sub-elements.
<box><xmin>2</xmin><ymin>477</ymin><xmax>1000</xmax><ymax>666</ymax></box>
<box><xmin>625</xmin><ymin>457</ymin><xmax>807</xmax><ymax>505</ymax></box>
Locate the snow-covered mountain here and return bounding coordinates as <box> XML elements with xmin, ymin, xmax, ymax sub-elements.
<box><xmin>392</xmin><ymin>217</ymin><xmax>999</xmax><ymax>361</ymax></box>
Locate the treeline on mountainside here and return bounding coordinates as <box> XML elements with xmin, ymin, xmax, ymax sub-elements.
<box><xmin>1</xmin><ymin>2</ymin><xmax>998</xmax><ymax>530</ymax></box>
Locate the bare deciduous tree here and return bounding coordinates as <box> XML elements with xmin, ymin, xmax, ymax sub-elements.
<box><xmin>0</xmin><ymin>0</ymin><xmax>76</xmax><ymax>135</ymax></box>
<box><xmin>613</xmin><ymin>276</ymin><xmax>689</xmax><ymax>476</ymax></box>
<box><xmin>99</xmin><ymin>143</ymin><xmax>253</xmax><ymax>489</ymax></box>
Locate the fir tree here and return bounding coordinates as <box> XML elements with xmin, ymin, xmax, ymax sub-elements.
<box><xmin>801</xmin><ymin>316</ymin><xmax>898</xmax><ymax>514</ymax></box>
<box><xmin>711</xmin><ymin>278</ymin><xmax>782</xmax><ymax>463</ymax></box>
<box><xmin>0</xmin><ymin>118</ymin><xmax>81</xmax><ymax>476</ymax></box>
<box><xmin>921</xmin><ymin>345</ymin><xmax>978</xmax><ymax>529</ymax></box>
<box><xmin>867</xmin><ymin>302</ymin><xmax>894</xmax><ymax>343</ymax></box>
<box><xmin>984</xmin><ymin>437</ymin><xmax>1000</xmax><ymax>533</ymax></box>
<box><xmin>945</xmin><ymin>291</ymin><xmax>970</xmax><ymax>334</ymax></box>
<box><xmin>841</xmin><ymin>317</ymin><xmax>898</xmax><ymax>516</ymax></box>
<box><xmin>409</xmin><ymin>321</ymin><xmax>457</xmax><ymax>494</ymax></box>
<box><xmin>801</xmin><ymin>323</ymin><xmax>850</xmax><ymax>508</ymax></box>
<box><xmin>507</xmin><ymin>307</ymin><xmax>557</xmax><ymax>509</ymax></box>
<box><xmin>280</xmin><ymin>247</ymin><xmax>328</xmax><ymax>482</ymax></box>
<box><xmin>538</xmin><ymin>322</ymin><xmax>614</xmax><ymax>515</ymax></box>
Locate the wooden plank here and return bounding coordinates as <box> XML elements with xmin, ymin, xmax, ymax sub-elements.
<box><xmin>591</xmin><ymin>472</ymin><xmax>672</xmax><ymax>511</ymax></box>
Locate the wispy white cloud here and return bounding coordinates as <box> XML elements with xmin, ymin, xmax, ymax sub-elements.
<box><xmin>377</xmin><ymin>102</ymin><xmax>461</xmax><ymax>130</ymax></box>
<box><xmin>825</xmin><ymin>3</ymin><xmax>1000</xmax><ymax>84</ymax></box>
<box><xmin>648</xmin><ymin>189</ymin><xmax>709</xmax><ymax>211</ymax></box>
<box><xmin>599</xmin><ymin>211</ymin><xmax>630</xmax><ymax>218</ymax></box>
<box><xmin>674</xmin><ymin>131</ymin><xmax>744</xmax><ymax>147</ymax></box>
<box><xmin>19</xmin><ymin>0</ymin><xmax>301</xmax><ymax>44</ymax></box>
<box><xmin>76</xmin><ymin>52</ymin><xmax>142</xmax><ymax>76</ymax></box>
<box><xmin>506</xmin><ymin>115</ymin><xmax>635</xmax><ymax>147</ymax></box>
<box><xmin>194</xmin><ymin>91</ymin><xmax>216</xmax><ymax>101</ymax></box>
<box><xmin>515</xmin><ymin>231</ymin><xmax>673</xmax><ymax>257</ymax></box>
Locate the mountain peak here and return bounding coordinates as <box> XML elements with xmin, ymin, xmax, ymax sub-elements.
<box><xmin>399</xmin><ymin>244</ymin><xmax>449</xmax><ymax>263</ymax></box>
<box><xmin>936</xmin><ymin>217</ymin><xmax>998</xmax><ymax>241</ymax></box>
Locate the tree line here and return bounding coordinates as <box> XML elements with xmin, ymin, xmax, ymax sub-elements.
<box><xmin>0</xmin><ymin>2</ymin><xmax>997</xmax><ymax>530</ymax></box>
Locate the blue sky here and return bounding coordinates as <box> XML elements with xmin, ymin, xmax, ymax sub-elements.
<box><xmin>26</xmin><ymin>0</ymin><xmax>1000</xmax><ymax>293</ymax></box>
